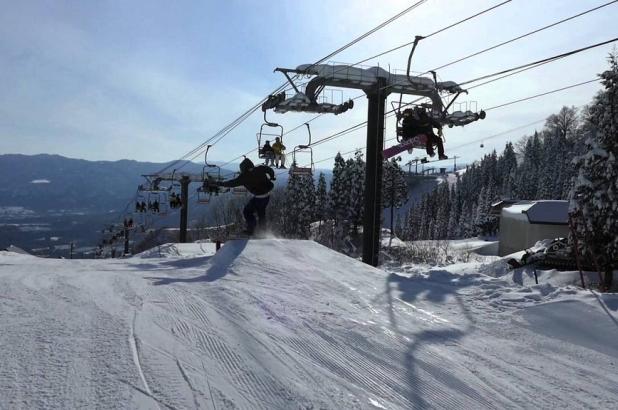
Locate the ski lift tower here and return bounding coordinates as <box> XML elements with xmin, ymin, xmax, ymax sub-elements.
<box><xmin>263</xmin><ymin>53</ymin><xmax>485</xmax><ymax>266</ymax></box>
<box><xmin>141</xmin><ymin>173</ymin><xmax>204</xmax><ymax>243</ymax></box>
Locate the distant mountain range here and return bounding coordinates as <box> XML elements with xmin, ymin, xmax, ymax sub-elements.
<box><xmin>0</xmin><ymin>153</ymin><xmax>332</xmax><ymax>254</ymax></box>
<box><xmin>0</xmin><ymin>154</ymin><xmax>225</xmax><ymax>212</ymax></box>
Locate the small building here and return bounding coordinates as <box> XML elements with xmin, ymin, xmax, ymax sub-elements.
<box><xmin>497</xmin><ymin>200</ymin><xmax>570</xmax><ymax>256</ymax></box>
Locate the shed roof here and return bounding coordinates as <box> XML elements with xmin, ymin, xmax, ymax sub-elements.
<box><xmin>501</xmin><ymin>200</ymin><xmax>569</xmax><ymax>225</ymax></box>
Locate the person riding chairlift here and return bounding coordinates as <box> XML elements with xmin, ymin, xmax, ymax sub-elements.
<box><xmin>401</xmin><ymin>107</ymin><xmax>448</xmax><ymax>160</ymax></box>
<box><xmin>272</xmin><ymin>137</ymin><xmax>286</xmax><ymax>169</ymax></box>
<box><xmin>261</xmin><ymin>140</ymin><xmax>275</xmax><ymax>166</ymax></box>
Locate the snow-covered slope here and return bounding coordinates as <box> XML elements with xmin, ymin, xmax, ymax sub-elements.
<box><xmin>1</xmin><ymin>240</ymin><xmax>617</xmax><ymax>409</ymax></box>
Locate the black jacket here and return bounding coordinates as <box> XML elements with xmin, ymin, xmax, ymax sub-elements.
<box><xmin>403</xmin><ymin>115</ymin><xmax>440</xmax><ymax>136</ymax></box>
<box><xmin>221</xmin><ymin>158</ymin><xmax>275</xmax><ymax>196</ymax></box>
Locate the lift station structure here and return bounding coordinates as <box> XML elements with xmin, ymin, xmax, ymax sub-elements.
<box><xmin>263</xmin><ymin>48</ymin><xmax>486</xmax><ymax>266</ymax></box>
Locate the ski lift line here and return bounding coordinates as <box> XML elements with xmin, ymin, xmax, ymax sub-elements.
<box><xmin>460</xmin><ymin>36</ymin><xmax>618</xmax><ymax>87</ymax></box>
<box><xmin>195</xmin><ymin>0</ymin><xmax>517</xmax><ymax>174</ymax></box>
<box><xmin>157</xmin><ymin>0</ymin><xmax>431</xmax><ymax>175</ymax></box>
<box><xmin>349</xmin><ymin>0</ymin><xmax>513</xmax><ymax>68</ymax></box>
<box><xmin>485</xmin><ymin>78</ymin><xmax>600</xmax><ymax>112</ymax></box>
<box><xmin>275</xmin><ymin>76</ymin><xmax>601</xmax><ymax>174</ymax></box>
<box><xmin>197</xmin><ymin>3</ymin><xmax>613</xmax><ymax>182</ymax></box>
<box><xmin>204</xmin><ymin>0</ymin><xmax>509</xmax><ymax>171</ymax></box>
<box><xmin>225</xmin><ymin>73</ymin><xmax>598</xmax><ymax>180</ymax></box>
<box><xmin>160</xmin><ymin>0</ymin><xmax>610</xmax><ymax>177</ymax></box>
<box><xmin>429</xmin><ymin>0</ymin><xmax>618</xmax><ymax>74</ymax></box>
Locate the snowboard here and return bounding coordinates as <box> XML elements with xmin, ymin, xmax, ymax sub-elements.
<box><xmin>383</xmin><ymin>134</ymin><xmax>427</xmax><ymax>159</ymax></box>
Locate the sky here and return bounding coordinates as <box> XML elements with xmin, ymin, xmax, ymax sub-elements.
<box><xmin>1</xmin><ymin>0</ymin><xmax>617</xmax><ymax>168</ymax></box>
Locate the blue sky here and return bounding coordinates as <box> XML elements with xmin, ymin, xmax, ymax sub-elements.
<box><xmin>1</xmin><ymin>0</ymin><xmax>617</xmax><ymax>167</ymax></box>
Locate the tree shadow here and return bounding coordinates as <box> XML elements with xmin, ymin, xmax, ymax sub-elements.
<box><xmin>145</xmin><ymin>240</ymin><xmax>248</xmax><ymax>285</ymax></box>
<box><xmin>385</xmin><ymin>269</ymin><xmax>479</xmax><ymax>409</ymax></box>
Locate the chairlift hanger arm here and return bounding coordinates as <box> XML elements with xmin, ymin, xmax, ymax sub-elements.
<box><xmin>405</xmin><ymin>35</ymin><xmax>425</xmax><ymax>85</ymax></box>
<box><xmin>274</xmin><ymin>68</ymin><xmax>301</xmax><ymax>94</ymax></box>
<box><xmin>204</xmin><ymin>145</ymin><xmax>219</xmax><ymax>168</ymax></box>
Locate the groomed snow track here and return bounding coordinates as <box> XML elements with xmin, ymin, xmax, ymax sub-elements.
<box><xmin>1</xmin><ymin>239</ymin><xmax>617</xmax><ymax>409</ymax></box>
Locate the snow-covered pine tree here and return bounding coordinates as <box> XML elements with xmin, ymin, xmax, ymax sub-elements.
<box><xmin>329</xmin><ymin>153</ymin><xmax>348</xmax><ymax>247</ymax></box>
<box><xmin>434</xmin><ymin>183</ymin><xmax>450</xmax><ymax>239</ymax></box>
<box><xmin>515</xmin><ymin>132</ymin><xmax>542</xmax><ymax>199</ymax></box>
<box><xmin>497</xmin><ymin>142</ymin><xmax>517</xmax><ymax>199</ymax></box>
<box><xmin>282</xmin><ymin>163</ymin><xmax>316</xmax><ymax>239</ymax></box>
<box><xmin>314</xmin><ymin>173</ymin><xmax>329</xmax><ymax>234</ymax></box>
<box><xmin>570</xmin><ymin>54</ymin><xmax>618</xmax><ymax>289</ymax></box>
<box><xmin>343</xmin><ymin>151</ymin><xmax>365</xmax><ymax>234</ymax></box>
<box><xmin>446</xmin><ymin>184</ymin><xmax>460</xmax><ymax>239</ymax></box>
<box><xmin>382</xmin><ymin>159</ymin><xmax>408</xmax><ymax>237</ymax></box>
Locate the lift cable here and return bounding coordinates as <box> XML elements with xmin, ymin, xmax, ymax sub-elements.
<box><xmin>349</xmin><ymin>0</ymin><xmax>513</xmax><ymax>67</ymax></box>
<box><xmin>484</xmin><ymin>78</ymin><xmax>600</xmax><ymax>111</ymax></box>
<box><xmin>461</xmin><ymin>36</ymin><xmax>618</xmax><ymax>87</ymax></box>
<box><xmin>430</xmin><ymin>0</ymin><xmax>618</xmax><ymax>73</ymax></box>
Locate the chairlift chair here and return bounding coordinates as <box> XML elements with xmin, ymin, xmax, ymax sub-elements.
<box><xmin>196</xmin><ymin>187</ymin><xmax>212</xmax><ymax>204</ymax></box>
<box><xmin>289</xmin><ymin>123</ymin><xmax>314</xmax><ymax>176</ymax></box>
<box><xmin>257</xmin><ymin>112</ymin><xmax>284</xmax><ymax>159</ymax></box>
<box><xmin>197</xmin><ymin>145</ymin><xmax>224</xmax><ymax>204</ymax></box>
<box><xmin>147</xmin><ymin>190</ymin><xmax>169</xmax><ymax>215</ymax></box>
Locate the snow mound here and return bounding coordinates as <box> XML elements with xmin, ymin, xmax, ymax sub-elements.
<box><xmin>516</xmin><ymin>299</ymin><xmax>618</xmax><ymax>358</ymax></box>
<box><xmin>1</xmin><ymin>245</ymin><xmax>32</xmax><ymax>255</ymax></box>
<box><xmin>134</xmin><ymin>242</ymin><xmax>217</xmax><ymax>259</ymax></box>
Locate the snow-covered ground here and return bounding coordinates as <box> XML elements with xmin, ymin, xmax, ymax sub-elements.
<box><xmin>1</xmin><ymin>239</ymin><xmax>617</xmax><ymax>409</ymax></box>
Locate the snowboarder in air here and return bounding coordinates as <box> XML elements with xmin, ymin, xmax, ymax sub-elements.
<box><xmin>401</xmin><ymin>107</ymin><xmax>448</xmax><ymax>160</ymax></box>
<box><xmin>272</xmin><ymin>137</ymin><xmax>286</xmax><ymax>169</ymax></box>
<box><xmin>260</xmin><ymin>140</ymin><xmax>275</xmax><ymax>166</ymax></box>
<box><xmin>216</xmin><ymin>157</ymin><xmax>276</xmax><ymax>236</ymax></box>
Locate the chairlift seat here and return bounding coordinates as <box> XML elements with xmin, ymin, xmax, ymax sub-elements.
<box><xmin>196</xmin><ymin>188</ymin><xmax>211</xmax><ymax>204</ymax></box>
<box><xmin>290</xmin><ymin>166</ymin><xmax>313</xmax><ymax>176</ymax></box>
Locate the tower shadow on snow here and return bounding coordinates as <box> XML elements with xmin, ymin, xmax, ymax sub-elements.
<box><xmin>384</xmin><ymin>269</ymin><xmax>480</xmax><ymax>409</ymax></box>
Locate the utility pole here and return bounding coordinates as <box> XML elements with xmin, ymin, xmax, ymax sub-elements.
<box><xmin>405</xmin><ymin>160</ymin><xmax>413</xmax><ymax>175</ymax></box>
<box><xmin>362</xmin><ymin>78</ymin><xmax>387</xmax><ymax>267</ymax></box>
<box><xmin>179</xmin><ymin>175</ymin><xmax>191</xmax><ymax>243</ymax></box>
<box><xmin>124</xmin><ymin>227</ymin><xmax>130</xmax><ymax>255</ymax></box>
<box><xmin>70</xmin><ymin>241</ymin><xmax>74</xmax><ymax>259</ymax></box>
